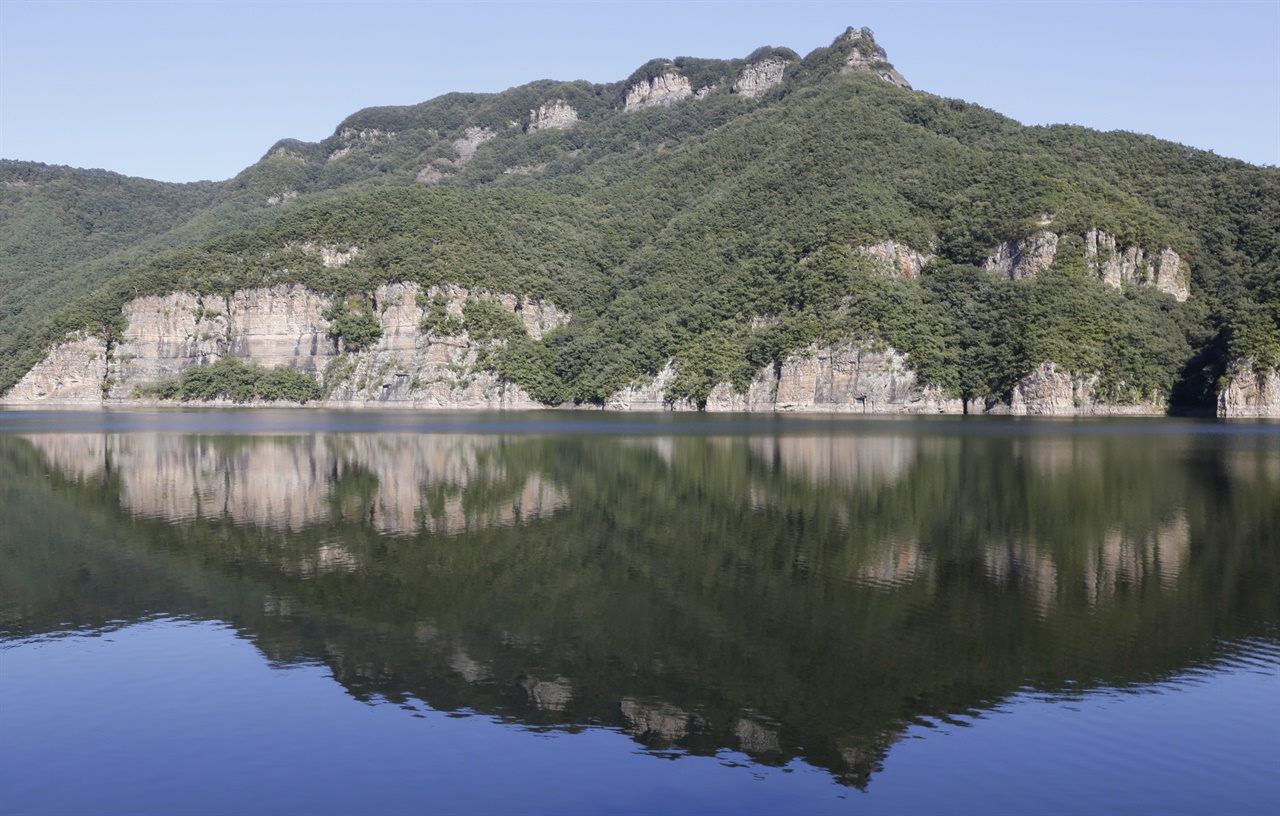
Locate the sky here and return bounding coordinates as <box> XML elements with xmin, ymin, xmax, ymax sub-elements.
<box><xmin>1</xmin><ymin>0</ymin><xmax>1277</xmax><ymax>183</ymax></box>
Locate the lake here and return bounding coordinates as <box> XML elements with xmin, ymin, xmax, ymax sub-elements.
<box><xmin>1</xmin><ymin>409</ymin><xmax>1277</xmax><ymax>815</ymax></box>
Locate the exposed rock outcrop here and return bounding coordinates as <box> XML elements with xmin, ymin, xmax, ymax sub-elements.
<box><xmin>2</xmin><ymin>334</ymin><xmax>107</xmax><ymax>403</ymax></box>
<box><xmin>325</xmin><ymin>282</ymin><xmax>568</xmax><ymax>408</ymax></box>
<box><xmin>982</xmin><ymin>231</ymin><xmax>1059</xmax><ymax>280</ymax></box>
<box><xmin>624</xmin><ymin>73</ymin><xmax>693</xmax><ymax>111</ymax></box>
<box><xmin>452</xmin><ymin>126</ymin><xmax>496</xmax><ymax>165</ymax></box>
<box><xmin>527</xmin><ymin>100</ymin><xmax>578</xmax><ymax>131</ymax></box>
<box><xmin>838</xmin><ymin>28</ymin><xmax>911</xmax><ymax>89</ymax></box>
<box><xmin>992</xmin><ymin>362</ymin><xmax>1165</xmax><ymax>415</ymax></box>
<box><xmin>709</xmin><ymin>343</ymin><xmax>962</xmax><ymax>413</ymax></box>
<box><xmin>1217</xmin><ymin>360</ymin><xmax>1280</xmax><ymax>417</ymax></box>
<box><xmin>605</xmin><ymin>363</ymin><xmax>679</xmax><ymax>410</ymax></box>
<box><xmin>4</xmin><ymin>282</ymin><xmax>571</xmax><ymax>409</ymax></box>
<box><xmin>977</xmin><ymin>228</ymin><xmax>1190</xmax><ymax>300</ymax></box>
<box><xmin>859</xmin><ymin>240</ymin><xmax>933</xmax><ymax>278</ymax></box>
<box><xmin>288</xmin><ymin>241</ymin><xmax>360</xmax><ymax>267</ymax></box>
<box><xmin>733</xmin><ymin>58</ymin><xmax>789</xmax><ymax>98</ymax></box>
<box><xmin>608</xmin><ymin>343</ymin><xmax>962</xmax><ymax>413</ymax></box>
<box><xmin>100</xmin><ymin>285</ymin><xmax>340</xmax><ymax>398</ymax></box>
<box><xmin>1084</xmin><ymin>229</ymin><xmax>1189</xmax><ymax>301</ymax></box>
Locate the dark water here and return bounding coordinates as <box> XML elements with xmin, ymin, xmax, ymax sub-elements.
<box><xmin>2</xmin><ymin>408</ymin><xmax>1277</xmax><ymax>815</ymax></box>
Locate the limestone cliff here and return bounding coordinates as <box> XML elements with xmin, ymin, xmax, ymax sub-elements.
<box><xmin>608</xmin><ymin>343</ymin><xmax>962</xmax><ymax>414</ymax></box>
<box><xmin>527</xmin><ymin>100</ymin><xmax>578</xmax><ymax>131</ymax></box>
<box><xmin>624</xmin><ymin>73</ymin><xmax>694</xmax><ymax>111</ymax></box>
<box><xmin>326</xmin><ymin>283</ymin><xmax>568</xmax><ymax>408</ymax></box>
<box><xmin>105</xmin><ymin>284</ymin><xmax>337</xmax><ymax>398</ymax></box>
<box><xmin>978</xmin><ymin>228</ymin><xmax>1190</xmax><ymax>302</ymax></box>
<box><xmin>2</xmin><ymin>282</ymin><xmax>570</xmax><ymax>409</ymax></box>
<box><xmin>982</xmin><ymin>231</ymin><xmax>1060</xmax><ymax>280</ymax></box>
<box><xmin>733</xmin><ymin>58</ymin><xmax>790</xmax><ymax>98</ymax></box>
<box><xmin>991</xmin><ymin>362</ymin><xmax>1166</xmax><ymax>416</ymax></box>
<box><xmin>1084</xmin><ymin>229</ymin><xmax>1189</xmax><ymax>301</ymax></box>
<box><xmin>1217</xmin><ymin>360</ymin><xmax>1280</xmax><ymax>417</ymax></box>
<box><xmin>607</xmin><ymin>347</ymin><xmax>1174</xmax><ymax>415</ymax></box>
<box><xmin>1</xmin><ymin>334</ymin><xmax>107</xmax><ymax>403</ymax></box>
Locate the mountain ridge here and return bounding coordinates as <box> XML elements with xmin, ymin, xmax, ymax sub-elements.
<box><xmin>2</xmin><ymin>26</ymin><xmax>1277</xmax><ymax>414</ymax></box>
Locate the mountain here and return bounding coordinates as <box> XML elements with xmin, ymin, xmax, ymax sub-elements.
<box><xmin>2</xmin><ymin>27</ymin><xmax>1277</xmax><ymax>414</ymax></box>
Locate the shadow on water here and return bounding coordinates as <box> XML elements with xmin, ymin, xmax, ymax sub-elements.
<box><xmin>2</xmin><ymin>414</ymin><xmax>1277</xmax><ymax>789</ymax></box>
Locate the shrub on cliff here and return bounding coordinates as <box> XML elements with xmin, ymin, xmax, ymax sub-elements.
<box><xmin>141</xmin><ymin>358</ymin><xmax>322</xmax><ymax>403</ymax></box>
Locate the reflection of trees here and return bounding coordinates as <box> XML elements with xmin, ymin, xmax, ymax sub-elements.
<box><xmin>3</xmin><ymin>427</ymin><xmax>1277</xmax><ymax>789</ymax></box>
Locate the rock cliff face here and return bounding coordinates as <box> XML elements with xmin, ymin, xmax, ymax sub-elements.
<box><xmin>859</xmin><ymin>240</ymin><xmax>933</xmax><ymax>278</ymax></box>
<box><xmin>624</xmin><ymin>73</ymin><xmax>694</xmax><ymax>111</ymax></box>
<box><xmin>2</xmin><ymin>282</ymin><xmax>570</xmax><ymax>408</ymax></box>
<box><xmin>991</xmin><ymin>362</ymin><xmax>1165</xmax><ymax>415</ymax></box>
<box><xmin>105</xmin><ymin>284</ymin><xmax>338</xmax><ymax>398</ymax></box>
<box><xmin>527</xmin><ymin>100</ymin><xmax>578</xmax><ymax>131</ymax></box>
<box><xmin>606</xmin><ymin>348</ymin><xmax>1172</xmax><ymax>415</ymax></box>
<box><xmin>733</xmin><ymin>58</ymin><xmax>790</xmax><ymax>98</ymax></box>
<box><xmin>2</xmin><ymin>334</ymin><xmax>107</xmax><ymax>403</ymax></box>
<box><xmin>982</xmin><ymin>231</ymin><xmax>1060</xmax><ymax>280</ymax></box>
<box><xmin>978</xmin><ymin>228</ymin><xmax>1190</xmax><ymax>301</ymax></box>
<box><xmin>838</xmin><ymin>28</ymin><xmax>911</xmax><ymax>89</ymax></box>
<box><xmin>326</xmin><ymin>282</ymin><xmax>567</xmax><ymax>408</ymax></box>
<box><xmin>1084</xmin><ymin>229</ymin><xmax>1189</xmax><ymax>301</ymax></box>
<box><xmin>608</xmin><ymin>343</ymin><xmax>962</xmax><ymax>413</ymax></box>
<box><xmin>1217</xmin><ymin>360</ymin><xmax>1280</xmax><ymax>417</ymax></box>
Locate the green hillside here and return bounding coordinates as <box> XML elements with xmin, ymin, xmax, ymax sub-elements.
<box><xmin>2</xmin><ymin>28</ymin><xmax>1276</xmax><ymax>409</ymax></box>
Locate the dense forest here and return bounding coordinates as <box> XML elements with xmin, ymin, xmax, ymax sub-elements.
<box><xmin>2</xmin><ymin>28</ymin><xmax>1276</xmax><ymax>409</ymax></box>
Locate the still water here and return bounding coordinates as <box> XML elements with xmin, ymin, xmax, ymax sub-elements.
<box><xmin>1</xmin><ymin>409</ymin><xmax>1277</xmax><ymax>815</ymax></box>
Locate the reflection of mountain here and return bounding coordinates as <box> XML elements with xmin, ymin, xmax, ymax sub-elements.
<box><xmin>3</xmin><ymin>426</ymin><xmax>1277</xmax><ymax>788</ymax></box>
<box><xmin>21</xmin><ymin>433</ymin><xmax>567</xmax><ymax>536</ymax></box>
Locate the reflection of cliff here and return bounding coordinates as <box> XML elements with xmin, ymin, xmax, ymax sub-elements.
<box><xmin>748</xmin><ymin>434</ymin><xmax>917</xmax><ymax>489</ymax></box>
<box><xmin>21</xmin><ymin>433</ymin><xmax>566</xmax><ymax>536</ymax></box>
<box><xmin>5</xmin><ymin>426</ymin><xmax>1278</xmax><ymax>791</ymax></box>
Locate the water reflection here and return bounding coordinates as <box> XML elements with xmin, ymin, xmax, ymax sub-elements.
<box><xmin>22</xmin><ymin>433</ymin><xmax>567</xmax><ymax>535</ymax></box>
<box><xmin>2</xmin><ymin>420</ymin><xmax>1278</xmax><ymax>790</ymax></box>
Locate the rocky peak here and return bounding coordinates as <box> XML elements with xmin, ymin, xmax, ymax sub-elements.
<box><xmin>836</xmin><ymin>26</ymin><xmax>911</xmax><ymax>89</ymax></box>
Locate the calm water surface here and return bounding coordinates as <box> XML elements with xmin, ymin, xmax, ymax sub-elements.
<box><xmin>1</xmin><ymin>408</ymin><xmax>1277</xmax><ymax>814</ymax></box>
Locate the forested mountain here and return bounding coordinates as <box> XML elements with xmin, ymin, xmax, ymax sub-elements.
<box><xmin>2</xmin><ymin>27</ymin><xmax>1276</xmax><ymax>412</ymax></box>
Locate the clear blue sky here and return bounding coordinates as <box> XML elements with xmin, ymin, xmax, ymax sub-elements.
<box><xmin>2</xmin><ymin>0</ymin><xmax>1277</xmax><ymax>182</ymax></box>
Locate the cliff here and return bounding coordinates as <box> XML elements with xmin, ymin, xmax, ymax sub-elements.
<box><xmin>2</xmin><ymin>283</ymin><xmax>569</xmax><ymax>410</ymax></box>
<box><xmin>5</xmin><ymin>287</ymin><xmax>1172</xmax><ymax>415</ymax></box>
<box><xmin>1217</xmin><ymin>360</ymin><xmax>1280</xmax><ymax>417</ymax></box>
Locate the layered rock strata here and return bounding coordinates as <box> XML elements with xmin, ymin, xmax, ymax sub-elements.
<box><xmin>608</xmin><ymin>344</ymin><xmax>963</xmax><ymax>413</ymax></box>
<box><xmin>1</xmin><ymin>334</ymin><xmax>107</xmax><ymax>403</ymax></box>
<box><xmin>2</xmin><ymin>283</ymin><xmax>570</xmax><ymax>409</ymax></box>
<box><xmin>990</xmin><ymin>362</ymin><xmax>1165</xmax><ymax>416</ymax></box>
<box><xmin>624</xmin><ymin>73</ymin><xmax>693</xmax><ymax>110</ymax></box>
<box><xmin>527</xmin><ymin>100</ymin><xmax>578</xmax><ymax>131</ymax></box>
<box><xmin>1217</xmin><ymin>360</ymin><xmax>1280</xmax><ymax>417</ymax></box>
<box><xmin>733</xmin><ymin>58</ymin><xmax>789</xmax><ymax>97</ymax></box>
